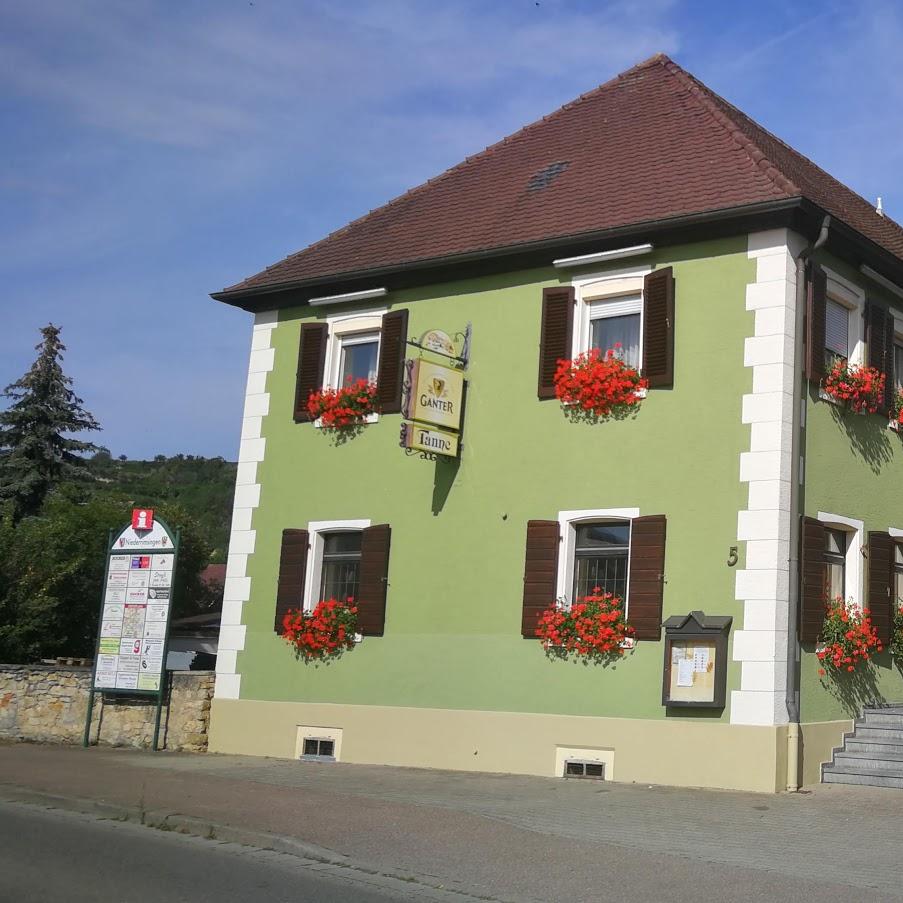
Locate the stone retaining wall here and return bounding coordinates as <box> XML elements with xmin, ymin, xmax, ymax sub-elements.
<box><xmin>0</xmin><ymin>665</ymin><xmax>214</xmax><ymax>751</ymax></box>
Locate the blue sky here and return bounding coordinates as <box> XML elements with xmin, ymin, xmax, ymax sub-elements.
<box><xmin>2</xmin><ymin>0</ymin><xmax>902</xmax><ymax>459</ymax></box>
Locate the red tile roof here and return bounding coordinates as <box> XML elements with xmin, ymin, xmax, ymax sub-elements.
<box><xmin>219</xmin><ymin>54</ymin><xmax>903</xmax><ymax>298</ymax></box>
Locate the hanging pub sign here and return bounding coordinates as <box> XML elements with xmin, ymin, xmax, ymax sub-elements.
<box><xmin>404</xmin><ymin>359</ymin><xmax>464</xmax><ymax>432</ymax></box>
<box><xmin>84</xmin><ymin>511</ymin><xmax>180</xmax><ymax>751</ymax></box>
<box><xmin>401</xmin><ymin>422</ymin><xmax>460</xmax><ymax>457</ymax></box>
<box><xmin>418</xmin><ymin>329</ymin><xmax>457</xmax><ymax>357</ymax></box>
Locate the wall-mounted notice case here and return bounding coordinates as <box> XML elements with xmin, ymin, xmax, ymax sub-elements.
<box><xmin>661</xmin><ymin>611</ymin><xmax>732</xmax><ymax>709</ymax></box>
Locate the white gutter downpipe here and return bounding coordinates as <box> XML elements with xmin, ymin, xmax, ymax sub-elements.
<box><xmin>786</xmin><ymin>215</ymin><xmax>830</xmax><ymax>792</ymax></box>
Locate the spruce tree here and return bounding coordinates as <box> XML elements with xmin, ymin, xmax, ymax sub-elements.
<box><xmin>0</xmin><ymin>324</ymin><xmax>100</xmax><ymax>518</ymax></box>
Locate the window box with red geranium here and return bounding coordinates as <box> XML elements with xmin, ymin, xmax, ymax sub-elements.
<box><xmin>553</xmin><ymin>345</ymin><xmax>648</xmax><ymax>424</ymax></box>
<box><xmin>822</xmin><ymin>359</ymin><xmax>886</xmax><ymax>414</ymax></box>
<box><xmin>816</xmin><ymin>598</ymin><xmax>883</xmax><ymax>678</ymax></box>
<box><xmin>281</xmin><ymin>598</ymin><xmax>359</xmax><ymax>662</ymax></box>
<box><xmin>535</xmin><ymin>589</ymin><xmax>635</xmax><ymax>665</ymax></box>
<box><xmin>307</xmin><ymin>378</ymin><xmax>379</xmax><ymax>436</ymax></box>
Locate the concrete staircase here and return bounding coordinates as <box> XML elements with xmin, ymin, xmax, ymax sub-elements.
<box><xmin>823</xmin><ymin>705</ymin><xmax>903</xmax><ymax>788</ymax></box>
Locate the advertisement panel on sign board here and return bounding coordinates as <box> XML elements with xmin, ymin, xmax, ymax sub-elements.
<box><xmin>404</xmin><ymin>359</ymin><xmax>464</xmax><ymax>431</ymax></box>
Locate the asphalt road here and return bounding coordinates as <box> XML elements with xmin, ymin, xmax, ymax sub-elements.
<box><xmin>0</xmin><ymin>801</ymin><xmax>439</xmax><ymax>903</ymax></box>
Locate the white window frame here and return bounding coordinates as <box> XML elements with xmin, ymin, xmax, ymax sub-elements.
<box><xmin>318</xmin><ymin>308</ymin><xmax>385</xmax><ymax>427</ymax></box>
<box><xmin>816</xmin><ymin>511</ymin><xmax>864</xmax><ymax>610</ymax></box>
<box><xmin>556</xmin><ymin>507</ymin><xmax>641</xmax><ymax>610</ymax></box>
<box><xmin>823</xmin><ymin>268</ymin><xmax>865</xmax><ymax>365</ymax></box>
<box><xmin>303</xmin><ymin>518</ymin><xmax>371</xmax><ymax>613</ymax></box>
<box><xmin>571</xmin><ymin>266</ymin><xmax>649</xmax><ymax>366</ymax></box>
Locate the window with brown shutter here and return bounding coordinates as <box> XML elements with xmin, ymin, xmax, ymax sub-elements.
<box><xmin>866</xmin><ymin>303</ymin><xmax>895</xmax><ymax>414</ymax></box>
<box><xmin>357</xmin><ymin>524</ymin><xmax>391</xmax><ymax>636</ymax></box>
<box><xmin>521</xmin><ymin>520</ymin><xmax>560</xmax><ymax>637</ymax></box>
<box><xmin>537</xmin><ymin>287</ymin><xmax>574</xmax><ymax>398</ymax></box>
<box><xmin>627</xmin><ymin>515</ymin><xmax>667</xmax><ymax>640</ymax></box>
<box><xmin>642</xmin><ymin>268</ymin><xmax>674</xmax><ymax>388</ymax></box>
<box><xmin>274</xmin><ymin>529</ymin><xmax>309</xmax><ymax>633</ymax></box>
<box><xmin>799</xmin><ymin>516</ymin><xmax>826</xmax><ymax>643</ymax></box>
<box><xmin>804</xmin><ymin>263</ymin><xmax>827</xmax><ymax>382</ymax></box>
<box><xmin>294</xmin><ymin>323</ymin><xmax>329</xmax><ymax>422</ymax></box>
<box><xmin>376</xmin><ymin>309</ymin><xmax>409</xmax><ymax>413</ymax></box>
<box><xmin>868</xmin><ymin>531</ymin><xmax>894</xmax><ymax>644</ymax></box>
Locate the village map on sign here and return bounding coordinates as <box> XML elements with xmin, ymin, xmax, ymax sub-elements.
<box><xmin>94</xmin><ymin>552</ymin><xmax>173</xmax><ymax>691</ymax></box>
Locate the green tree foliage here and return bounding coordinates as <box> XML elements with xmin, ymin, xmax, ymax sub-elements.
<box><xmin>0</xmin><ymin>325</ymin><xmax>100</xmax><ymax>519</ymax></box>
<box><xmin>87</xmin><ymin>454</ymin><xmax>236</xmax><ymax>562</ymax></box>
<box><xmin>0</xmin><ymin>492</ymin><xmax>215</xmax><ymax>664</ymax></box>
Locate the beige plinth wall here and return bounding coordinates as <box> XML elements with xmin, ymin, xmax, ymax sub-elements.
<box><xmin>800</xmin><ymin>719</ymin><xmax>854</xmax><ymax>787</ymax></box>
<box><xmin>210</xmin><ymin>699</ymin><xmax>808</xmax><ymax>792</ymax></box>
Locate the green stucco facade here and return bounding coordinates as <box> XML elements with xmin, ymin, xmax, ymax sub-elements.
<box><xmin>234</xmin><ymin>237</ymin><xmax>755</xmax><ymax>722</ymax></box>
<box><xmin>800</xmin><ymin>253</ymin><xmax>903</xmax><ymax>723</ymax></box>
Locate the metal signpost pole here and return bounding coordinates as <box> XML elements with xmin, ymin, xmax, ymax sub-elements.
<box><xmin>151</xmin><ymin>527</ymin><xmax>180</xmax><ymax>752</ymax></box>
<box><xmin>83</xmin><ymin>529</ymin><xmax>114</xmax><ymax>747</ymax></box>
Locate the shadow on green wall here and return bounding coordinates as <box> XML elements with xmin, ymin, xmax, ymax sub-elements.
<box><xmin>817</xmin><ymin>655</ymin><xmax>893</xmax><ymax>716</ymax></box>
<box><xmin>823</xmin><ymin>392</ymin><xmax>893</xmax><ymax>474</ymax></box>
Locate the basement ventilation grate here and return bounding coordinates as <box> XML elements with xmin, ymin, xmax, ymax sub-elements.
<box><xmin>300</xmin><ymin>737</ymin><xmax>336</xmax><ymax>761</ymax></box>
<box><xmin>564</xmin><ymin>759</ymin><xmax>605</xmax><ymax>780</ymax></box>
<box><xmin>528</xmin><ymin>160</ymin><xmax>570</xmax><ymax>192</ymax></box>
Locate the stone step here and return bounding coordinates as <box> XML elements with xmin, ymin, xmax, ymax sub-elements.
<box><xmin>863</xmin><ymin>703</ymin><xmax>903</xmax><ymax>715</ymax></box>
<box><xmin>822</xmin><ymin>768</ymin><xmax>903</xmax><ymax>790</ymax></box>
<box><xmin>852</xmin><ymin>725</ymin><xmax>903</xmax><ymax>742</ymax></box>
<box><xmin>860</xmin><ymin>712</ymin><xmax>903</xmax><ymax>729</ymax></box>
<box><xmin>845</xmin><ymin>737</ymin><xmax>903</xmax><ymax>756</ymax></box>
<box><xmin>834</xmin><ymin>751</ymin><xmax>903</xmax><ymax>772</ymax></box>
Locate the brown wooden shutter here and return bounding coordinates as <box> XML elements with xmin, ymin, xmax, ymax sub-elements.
<box><xmin>521</xmin><ymin>520</ymin><xmax>559</xmax><ymax>637</ymax></box>
<box><xmin>376</xmin><ymin>309</ymin><xmax>409</xmax><ymax>414</ymax></box>
<box><xmin>294</xmin><ymin>322</ymin><xmax>329</xmax><ymax>422</ymax></box>
<box><xmin>799</xmin><ymin>516</ymin><xmax>826</xmax><ymax>643</ymax></box>
<box><xmin>804</xmin><ymin>263</ymin><xmax>827</xmax><ymax>382</ymax></box>
<box><xmin>357</xmin><ymin>524</ymin><xmax>391</xmax><ymax>636</ymax></box>
<box><xmin>274</xmin><ymin>529</ymin><xmax>309</xmax><ymax>633</ymax></box>
<box><xmin>868</xmin><ymin>531</ymin><xmax>894</xmax><ymax>645</ymax></box>
<box><xmin>642</xmin><ymin>268</ymin><xmax>675</xmax><ymax>388</ymax></box>
<box><xmin>866</xmin><ymin>304</ymin><xmax>892</xmax><ymax>415</ymax></box>
<box><xmin>627</xmin><ymin>515</ymin><xmax>666</xmax><ymax>640</ymax></box>
<box><xmin>537</xmin><ymin>287</ymin><xmax>574</xmax><ymax>399</ymax></box>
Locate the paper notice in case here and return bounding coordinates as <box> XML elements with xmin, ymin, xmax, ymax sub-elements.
<box><xmin>95</xmin><ymin>672</ymin><xmax>116</xmax><ymax>688</ymax></box>
<box><xmin>105</xmin><ymin>589</ymin><xmax>126</xmax><ymax>604</ymax></box>
<box><xmin>676</xmin><ymin>658</ymin><xmax>695</xmax><ymax>688</ymax></box>
<box><xmin>146</xmin><ymin>604</ymin><xmax>168</xmax><ymax>622</ymax></box>
<box><xmin>693</xmin><ymin>647</ymin><xmax>710</xmax><ymax>673</ymax></box>
<box><xmin>99</xmin><ymin>638</ymin><xmax>119</xmax><ymax>654</ymax></box>
<box><xmin>107</xmin><ymin>571</ymin><xmax>128</xmax><ymax>588</ymax></box>
<box><xmin>151</xmin><ymin>554</ymin><xmax>174</xmax><ymax>571</ymax></box>
<box><xmin>103</xmin><ymin>603</ymin><xmax>124</xmax><ymax>620</ymax></box>
<box><xmin>126</xmin><ymin>587</ymin><xmax>148</xmax><ymax>604</ymax></box>
<box><xmin>138</xmin><ymin>674</ymin><xmax>160</xmax><ymax>691</ymax></box>
<box><xmin>116</xmin><ymin>673</ymin><xmax>139</xmax><ymax>690</ymax></box>
<box><xmin>127</xmin><ymin>570</ymin><xmax>150</xmax><ymax>588</ymax></box>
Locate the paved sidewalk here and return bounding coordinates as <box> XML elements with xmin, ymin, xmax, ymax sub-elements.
<box><xmin>1</xmin><ymin>741</ymin><xmax>901</xmax><ymax>901</ymax></box>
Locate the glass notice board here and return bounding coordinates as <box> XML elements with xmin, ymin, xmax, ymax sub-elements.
<box><xmin>661</xmin><ymin>612</ymin><xmax>731</xmax><ymax>709</ymax></box>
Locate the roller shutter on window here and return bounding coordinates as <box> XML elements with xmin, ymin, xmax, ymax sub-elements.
<box><xmin>274</xmin><ymin>529</ymin><xmax>309</xmax><ymax>633</ymax></box>
<box><xmin>537</xmin><ymin>287</ymin><xmax>574</xmax><ymax>399</ymax></box>
<box><xmin>642</xmin><ymin>268</ymin><xmax>675</xmax><ymax>388</ymax></box>
<box><xmin>294</xmin><ymin>323</ymin><xmax>329</xmax><ymax>422</ymax></box>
